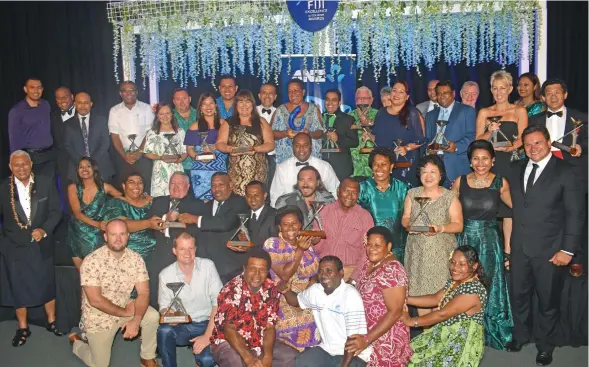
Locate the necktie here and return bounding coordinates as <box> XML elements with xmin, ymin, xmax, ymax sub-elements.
<box><xmin>295</xmin><ymin>161</ymin><xmax>309</xmax><ymax>167</ymax></box>
<box><xmin>325</xmin><ymin>114</ymin><xmax>336</xmax><ymax>128</ymax></box>
<box><xmin>61</xmin><ymin>107</ymin><xmax>73</xmax><ymax>116</ymax></box>
<box><xmin>214</xmin><ymin>201</ymin><xmax>223</xmax><ymax>216</ymax></box>
<box><xmin>547</xmin><ymin>111</ymin><xmax>563</xmax><ymax>118</ymax></box>
<box><xmin>81</xmin><ymin>117</ymin><xmax>90</xmax><ymax>157</ymax></box>
<box><xmin>525</xmin><ymin>163</ymin><xmax>539</xmax><ymax>194</ymax></box>
<box><xmin>262</xmin><ymin>108</ymin><xmax>272</xmax><ymax>115</ymax></box>
<box><xmin>252</xmin><ymin>212</ymin><xmax>257</xmax><ymax>222</ymax></box>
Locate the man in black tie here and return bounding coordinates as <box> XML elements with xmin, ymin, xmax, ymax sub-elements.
<box><xmin>506</xmin><ymin>125</ymin><xmax>585</xmax><ymax>366</ymax></box>
<box><xmin>243</xmin><ymin>180</ymin><xmax>277</xmax><ymax>248</ymax></box>
<box><xmin>63</xmin><ymin>92</ymin><xmax>114</xmax><ymax>184</ymax></box>
<box><xmin>51</xmin><ymin>87</ymin><xmax>76</xmax><ymax>210</ymax></box>
<box><xmin>257</xmin><ymin>84</ymin><xmax>278</xmax><ymax>195</ymax></box>
<box><xmin>177</xmin><ymin>172</ymin><xmax>248</xmax><ymax>284</ymax></box>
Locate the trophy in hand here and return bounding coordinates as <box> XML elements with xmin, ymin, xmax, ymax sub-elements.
<box><xmin>485</xmin><ymin>116</ymin><xmax>512</xmax><ymax>148</ymax></box>
<box><xmin>165</xmin><ymin>198</ymin><xmax>186</xmax><ymax>229</ymax></box>
<box><xmin>359</xmin><ymin>125</ymin><xmax>376</xmax><ymax>154</ymax></box>
<box><xmin>351</xmin><ymin>104</ymin><xmax>373</xmax><ymax>130</ymax></box>
<box><xmin>552</xmin><ymin>117</ymin><xmax>585</xmax><ymax>155</ymax></box>
<box><xmin>162</xmin><ymin>133</ymin><xmax>181</xmax><ymax>161</ymax></box>
<box><xmin>232</xmin><ymin>126</ymin><xmax>255</xmax><ymax>155</ymax></box>
<box><xmin>127</xmin><ymin>134</ymin><xmax>140</xmax><ymax>153</ymax></box>
<box><xmin>159</xmin><ymin>282</ymin><xmax>192</xmax><ymax>324</ymax></box>
<box><xmin>321</xmin><ymin>127</ymin><xmax>341</xmax><ymax>153</ymax></box>
<box><xmin>193</xmin><ymin>131</ymin><xmax>216</xmax><ymax>161</ymax></box>
<box><xmin>408</xmin><ymin>197</ymin><xmax>435</xmax><ymax>233</ymax></box>
<box><xmin>392</xmin><ymin>139</ymin><xmax>412</xmax><ymax>169</ymax></box>
<box><xmin>300</xmin><ymin>201</ymin><xmax>327</xmax><ymax>239</ymax></box>
<box><xmin>226</xmin><ymin>214</ymin><xmax>253</xmax><ymax>248</ymax></box>
<box><xmin>427</xmin><ymin>121</ymin><xmax>450</xmax><ymax>154</ymax></box>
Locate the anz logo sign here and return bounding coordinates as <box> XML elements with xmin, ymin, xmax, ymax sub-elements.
<box><xmin>292</xmin><ymin>64</ymin><xmax>345</xmax><ymax>83</ymax></box>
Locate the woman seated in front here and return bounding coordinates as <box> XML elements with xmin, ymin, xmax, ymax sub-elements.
<box><xmin>400</xmin><ymin>245</ymin><xmax>488</xmax><ymax>367</ymax></box>
<box><xmin>67</xmin><ymin>157</ymin><xmax>123</xmax><ymax>270</ymax></box>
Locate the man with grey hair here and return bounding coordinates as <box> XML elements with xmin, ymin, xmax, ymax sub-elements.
<box><xmin>416</xmin><ymin>79</ymin><xmax>440</xmax><ymax>117</ymax></box>
<box><xmin>460</xmin><ymin>81</ymin><xmax>480</xmax><ymax>109</ymax></box>
<box><xmin>0</xmin><ymin>150</ymin><xmax>63</xmax><ymax>346</ymax></box>
<box><xmin>349</xmin><ymin>87</ymin><xmax>379</xmax><ymax>177</ymax></box>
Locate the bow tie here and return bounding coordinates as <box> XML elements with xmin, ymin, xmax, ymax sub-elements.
<box><xmin>61</xmin><ymin>108</ymin><xmax>73</xmax><ymax>116</ymax></box>
<box><xmin>547</xmin><ymin>110</ymin><xmax>563</xmax><ymax>118</ymax></box>
<box><xmin>295</xmin><ymin>161</ymin><xmax>309</xmax><ymax>167</ymax></box>
<box><xmin>262</xmin><ymin>108</ymin><xmax>272</xmax><ymax>115</ymax></box>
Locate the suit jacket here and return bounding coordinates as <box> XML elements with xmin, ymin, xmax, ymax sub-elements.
<box><xmin>147</xmin><ymin>195</ymin><xmax>202</xmax><ymax>241</ymax></box>
<box><xmin>51</xmin><ymin>110</ymin><xmax>71</xmax><ymax>176</ymax></box>
<box><xmin>194</xmin><ymin>193</ymin><xmax>249</xmax><ymax>280</ymax></box>
<box><xmin>0</xmin><ymin>175</ymin><xmax>62</xmax><ymax>260</ymax></box>
<box><xmin>416</xmin><ymin>100</ymin><xmax>434</xmax><ymax>117</ymax></box>
<box><xmin>425</xmin><ymin>102</ymin><xmax>476</xmax><ymax>185</ymax></box>
<box><xmin>508</xmin><ymin>156</ymin><xmax>585</xmax><ymax>258</ymax></box>
<box><xmin>528</xmin><ymin>108</ymin><xmax>588</xmax><ymax>189</ymax></box>
<box><xmin>247</xmin><ymin>205</ymin><xmax>278</xmax><ymax>248</ymax></box>
<box><xmin>322</xmin><ymin>111</ymin><xmax>358</xmax><ymax>180</ymax></box>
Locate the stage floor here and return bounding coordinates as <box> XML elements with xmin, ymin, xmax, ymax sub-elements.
<box><xmin>0</xmin><ymin>322</ymin><xmax>586</xmax><ymax>367</ymax></box>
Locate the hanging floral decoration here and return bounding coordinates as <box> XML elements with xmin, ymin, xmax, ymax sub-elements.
<box><xmin>107</xmin><ymin>0</ymin><xmax>541</xmax><ymax>87</ymax></box>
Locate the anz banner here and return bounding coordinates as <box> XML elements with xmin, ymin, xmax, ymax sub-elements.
<box><xmin>280</xmin><ymin>55</ymin><xmax>357</xmax><ymax>113</ymax></box>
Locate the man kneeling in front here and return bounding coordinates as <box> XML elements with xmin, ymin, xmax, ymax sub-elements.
<box><xmin>68</xmin><ymin>219</ymin><xmax>159</xmax><ymax>367</ymax></box>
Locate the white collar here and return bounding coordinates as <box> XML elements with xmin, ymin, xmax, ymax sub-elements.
<box><xmin>528</xmin><ymin>152</ymin><xmax>552</xmax><ymax>169</ymax></box>
<box><xmin>251</xmin><ymin>205</ymin><xmax>265</xmax><ymax>218</ymax></box>
<box><xmin>15</xmin><ymin>175</ymin><xmax>34</xmax><ymax>187</ymax></box>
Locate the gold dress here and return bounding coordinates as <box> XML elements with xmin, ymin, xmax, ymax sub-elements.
<box><xmin>227</xmin><ymin>124</ymin><xmax>267</xmax><ymax>196</ymax></box>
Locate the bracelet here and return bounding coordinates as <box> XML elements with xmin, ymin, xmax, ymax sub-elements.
<box><xmin>503</xmin><ymin>252</ymin><xmax>511</xmax><ymax>261</ymax></box>
<box><xmin>414</xmin><ymin>317</ymin><xmax>419</xmax><ymax>328</ymax></box>
<box><xmin>440</xmin><ymin>225</ymin><xmax>445</xmax><ymax>233</ymax></box>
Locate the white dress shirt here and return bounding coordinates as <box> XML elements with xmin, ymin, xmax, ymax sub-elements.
<box><xmin>251</xmin><ymin>205</ymin><xmax>264</xmax><ymax>220</ymax></box>
<box><xmin>257</xmin><ymin>105</ymin><xmax>277</xmax><ymax>155</ymax></box>
<box><xmin>61</xmin><ymin>106</ymin><xmax>76</xmax><ymax>122</ymax></box>
<box><xmin>270</xmin><ymin>156</ymin><xmax>340</xmax><ymax>207</ymax></box>
<box><xmin>427</xmin><ymin>100</ymin><xmax>438</xmax><ymax>113</ymax></box>
<box><xmin>107</xmin><ymin>101</ymin><xmax>154</xmax><ymax>151</ymax></box>
<box><xmin>15</xmin><ymin>176</ymin><xmax>34</xmax><ymax>221</ymax></box>
<box><xmin>546</xmin><ymin>107</ymin><xmax>566</xmax><ymax>151</ymax></box>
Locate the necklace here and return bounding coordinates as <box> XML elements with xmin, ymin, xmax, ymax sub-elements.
<box><xmin>438</xmin><ymin>275</ymin><xmax>477</xmax><ymax>309</ymax></box>
<box><xmin>9</xmin><ymin>174</ymin><xmax>34</xmax><ymax>229</ymax></box>
<box><xmin>375</xmin><ymin>181</ymin><xmax>390</xmax><ymax>192</ymax></box>
<box><xmin>371</xmin><ymin>253</ymin><xmax>392</xmax><ymax>270</ymax></box>
<box><xmin>472</xmin><ymin>174</ymin><xmax>491</xmax><ymax>188</ymax></box>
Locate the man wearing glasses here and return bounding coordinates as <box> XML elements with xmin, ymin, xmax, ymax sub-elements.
<box><xmin>107</xmin><ymin>81</ymin><xmax>155</xmax><ymax>192</ymax></box>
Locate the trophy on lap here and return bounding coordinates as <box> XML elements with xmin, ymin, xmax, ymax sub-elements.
<box><xmin>408</xmin><ymin>197</ymin><xmax>435</xmax><ymax>233</ymax></box>
<box><xmin>231</xmin><ymin>126</ymin><xmax>255</xmax><ymax>155</ymax></box>
<box><xmin>159</xmin><ymin>282</ymin><xmax>192</xmax><ymax>324</ymax></box>
<box><xmin>300</xmin><ymin>201</ymin><xmax>327</xmax><ymax>239</ymax></box>
<box><xmin>427</xmin><ymin>121</ymin><xmax>450</xmax><ymax>154</ymax></box>
<box><xmin>485</xmin><ymin>116</ymin><xmax>512</xmax><ymax>148</ymax></box>
<box><xmin>227</xmin><ymin>214</ymin><xmax>253</xmax><ymax>248</ymax></box>
<box><xmin>193</xmin><ymin>131</ymin><xmax>216</xmax><ymax>161</ymax></box>
<box><xmin>165</xmin><ymin>198</ymin><xmax>186</xmax><ymax>229</ymax></box>
<box><xmin>551</xmin><ymin>117</ymin><xmax>585</xmax><ymax>155</ymax></box>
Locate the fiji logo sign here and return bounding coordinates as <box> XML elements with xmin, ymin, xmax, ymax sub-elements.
<box><xmin>286</xmin><ymin>0</ymin><xmax>340</xmax><ymax>33</ymax></box>
<box><xmin>292</xmin><ymin>64</ymin><xmax>345</xmax><ymax>83</ymax></box>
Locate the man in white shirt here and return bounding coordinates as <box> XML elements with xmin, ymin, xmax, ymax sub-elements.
<box><xmin>271</xmin><ymin>132</ymin><xmax>339</xmax><ymax>206</ymax></box>
<box><xmin>108</xmin><ymin>80</ymin><xmax>155</xmax><ymax>192</ymax></box>
<box><xmin>415</xmin><ymin>79</ymin><xmax>439</xmax><ymax>117</ymax></box>
<box><xmin>257</xmin><ymin>84</ymin><xmax>278</xmax><ymax>194</ymax></box>
<box><xmin>157</xmin><ymin>232</ymin><xmax>222</xmax><ymax>367</ymax></box>
<box><xmin>281</xmin><ymin>256</ymin><xmax>372</xmax><ymax>367</ymax></box>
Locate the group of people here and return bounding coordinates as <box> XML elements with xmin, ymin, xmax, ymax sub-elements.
<box><xmin>0</xmin><ymin>70</ymin><xmax>586</xmax><ymax>367</ymax></box>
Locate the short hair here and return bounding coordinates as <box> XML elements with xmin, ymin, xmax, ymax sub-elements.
<box><xmin>287</xmin><ymin>78</ymin><xmax>304</xmax><ymax>90</ymax></box>
<box><xmin>122</xmin><ymin>170</ymin><xmax>144</xmax><ymax>184</ymax></box>
<box><xmin>339</xmin><ymin>177</ymin><xmax>360</xmax><ymax>190</ymax></box>
<box><xmin>170</xmin><ymin>171</ymin><xmax>190</xmax><ymax>183</ymax></box>
<box><xmin>172</xmin><ymin>87</ymin><xmax>189</xmax><ymax>98</ymax></box>
<box><xmin>325</xmin><ymin>88</ymin><xmax>341</xmax><ymax>101</ymax></box>
<box><xmin>293</xmin><ymin>132</ymin><xmax>312</xmax><ymax>145</ymax></box>
<box><xmin>522</xmin><ymin>124</ymin><xmax>551</xmax><ymax>142</ymax></box>
<box><xmin>246</xmin><ymin>180</ymin><xmax>266</xmax><ymax>193</ymax></box>
<box><xmin>260</xmin><ymin>83</ymin><xmax>277</xmax><ymax>93</ymax></box>
<box><xmin>24</xmin><ymin>77</ymin><xmax>42</xmax><ymax>85</ymax></box>
<box><xmin>218</xmin><ymin>74</ymin><xmax>236</xmax><ymax>85</ymax></box>
<box><xmin>246</xmin><ymin>247</ymin><xmax>272</xmax><ymax>269</ymax></box>
<box><xmin>105</xmin><ymin>218</ymin><xmax>128</xmax><ymax>231</ymax></box>
<box><xmin>173</xmin><ymin>232</ymin><xmax>195</xmax><ymax>247</ymax></box>
<box><xmin>435</xmin><ymin>80</ymin><xmax>455</xmax><ymax>92</ymax></box>
<box><xmin>467</xmin><ymin>140</ymin><xmax>495</xmax><ymax>160</ymax></box>
<box><xmin>119</xmin><ymin>80</ymin><xmax>137</xmax><ymax>90</ymax></box>
<box><xmin>9</xmin><ymin>150</ymin><xmax>31</xmax><ymax>162</ymax></box>
<box><xmin>319</xmin><ymin>255</ymin><xmax>344</xmax><ymax>271</ymax></box>
<box><xmin>418</xmin><ymin>154</ymin><xmax>447</xmax><ymax>186</ymax></box>
<box><xmin>518</xmin><ymin>72</ymin><xmax>542</xmax><ymax>100</ymax></box>
<box><xmin>369</xmin><ymin>147</ymin><xmax>396</xmax><ymax>168</ymax></box>
<box><xmin>211</xmin><ymin>171</ymin><xmax>230</xmax><ymax>180</ymax></box>
<box><xmin>541</xmin><ymin>78</ymin><xmax>568</xmax><ymax>96</ymax></box>
<box><xmin>274</xmin><ymin>205</ymin><xmax>305</xmax><ymax>226</ymax></box>
<box><xmin>461</xmin><ymin>81</ymin><xmax>479</xmax><ymax>93</ymax></box>
<box><xmin>490</xmin><ymin>70</ymin><xmax>513</xmax><ymax>87</ymax></box>
<box><xmin>380</xmin><ymin>86</ymin><xmax>392</xmax><ymax>97</ymax></box>
<box><xmin>56</xmin><ymin>86</ymin><xmax>72</xmax><ymax>94</ymax></box>
<box><xmin>366</xmin><ymin>226</ymin><xmax>394</xmax><ymax>247</ymax></box>
<box><xmin>355</xmin><ymin>86</ymin><xmax>373</xmax><ymax>98</ymax></box>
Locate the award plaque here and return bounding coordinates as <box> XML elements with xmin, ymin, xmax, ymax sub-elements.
<box><xmin>321</xmin><ymin>128</ymin><xmax>341</xmax><ymax>153</ymax></box>
<box><xmin>226</xmin><ymin>214</ymin><xmax>253</xmax><ymax>248</ymax></box>
<box><xmin>427</xmin><ymin>121</ymin><xmax>450</xmax><ymax>153</ymax></box>
<box><xmin>485</xmin><ymin>116</ymin><xmax>511</xmax><ymax>148</ymax></box>
<box><xmin>128</xmin><ymin>134</ymin><xmax>140</xmax><ymax>153</ymax></box>
<box><xmin>552</xmin><ymin>117</ymin><xmax>584</xmax><ymax>155</ymax></box>
<box><xmin>408</xmin><ymin>197</ymin><xmax>435</xmax><ymax>232</ymax></box>
<box><xmin>159</xmin><ymin>282</ymin><xmax>193</xmax><ymax>324</ymax></box>
<box><xmin>301</xmin><ymin>201</ymin><xmax>326</xmax><ymax>238</ymax></box>
<box><xmin>231</xmin><ymin>126</ymin><xmax>255</xmax><ymax>155</ymax></box>
<box><xmin>194</xmin><ymin>131</ymin><xmax>216</xmax><ymax>161</ymax></box>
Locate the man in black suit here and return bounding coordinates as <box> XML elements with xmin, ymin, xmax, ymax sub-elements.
<box><xmin>64</xmin><ymin>92</ymin><xmax>114</xmax><ymax>183</ymax></box>
<box><xmin>506</xmin><ymin>125</ymin><xmax>585</xmax><ymax>366</ymax></box>
<box><xmin>177</xmin><ymin>172</ymin><xmax>248</xmax><ymax>284</ymax></box>
<box><xmin>51</xmin><ymin>86</ymin><xmax>76</xmax><ymax>210</ymax></box>
<box><xmin>322</xmin><ymin>89</ymin><xmax>358</xmax><ymax>181</ymax></box>
<box><xmin>0</xmin><ymin>151</ymin><xmax>63</xmax><ymax>346</ymax></box>
<box><xmin>243</xmin><ymin>180</ymin><xmax>277</xmax><ymax>248</ymax></box>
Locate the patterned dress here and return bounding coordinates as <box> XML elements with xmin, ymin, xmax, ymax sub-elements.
<box><xmin>227</xmin><ymin>124</ymin><xmax>267</xmax><ymax>196</ymax></box>
<box><xmin>143</xmin><ymin>129</ymin><xmax>187</xmax><ymax>197</ymax></box>
<box><xmin>409</xmin><ymin>279</ymin><xmax>487</xmax><ymax>367</ymax></box>
<box><xmin>349</xmin><ymin>107</ymin><xmax>379</xmax><ymax>177</ymax></box>
<box><xmin>184</xmin><ymin>129</ymin><xmax>228</xmax><ymax>200</ymax></box>
<box><xmin>404</xmin><ymin>187</ymin><xmax>457</xmax><ymax>296</ymax></box>
<box><xmin>173</xmin><ymin>107</ymin><xmax>197</xmax><ymax>171</ymax></box>
<box><xmin>356</xmin><ymin>260</ymin><xmax>413</xmax><ymax>367</ymax></box>
<box><xmin>67</xmin><ymin>184</ymin><xmax>108</xmax><ymax>258</ymax></box>
<box><xmin>263</xmin><ymin>237</ymin><xmax>321</xmax><ymax>351</ymax></box>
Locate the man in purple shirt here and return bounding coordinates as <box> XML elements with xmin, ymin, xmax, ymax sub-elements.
<box><xmin>8</xmin><ymin>77</ymin><xmax>55</xmax><ymax>178</ymax></box>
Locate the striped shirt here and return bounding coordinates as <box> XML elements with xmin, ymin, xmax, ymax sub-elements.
<box><xmin>297</xmin><ymin>282</ymin><xmax>372</xmax><ymax>361</ymax></box>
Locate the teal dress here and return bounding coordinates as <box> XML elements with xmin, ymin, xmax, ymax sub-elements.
<box><xmin>358</xmin><ymin>177</ymin><xmax>409</xmax><ymax>264</ymax></box>
<box><xmin>456</xmin><ymin>175</ymin><xmax>513</xmax><ymax>350</ymax></box>
<box><xmin>524</xmin><ymin>100</ymin><xmax>545</xmax><ymax>117</ymax></box>
<box><xmin>67</xmin><ymin>184</ymin><xmax>108</xmax><ymax>258</ymax></box>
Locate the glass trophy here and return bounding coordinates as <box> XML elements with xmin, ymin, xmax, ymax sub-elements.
<box><xmin>351</xmin><ymin>104</ymin><xmax>373</xmax><ymax>130</ymax></box>
<box><xmin>127</xmin><ymin>134</ymin><xmax>140</xmax><ymax>153</ymax></box>
<box><xmin>359</xmin><ymin>124</ymin><xmax>376</xmax><ymax>154</ymax></box>
<box><xmin>552</xmin><ymin>117</ymin><xmax>584</xmax><ymax>155</ymax></box>
<box><xmin>159</xmin><ymin>282</ymin><xmax>192</xmax><ymax>324</ymax></box>
<box><xmin>165</xmin><ymin>198</ymin><xmax>186</xmax><ymax>228</ymax></box>
<box><xmin>232</xmin><ymin>126</ymin><xmax>255</xmax><ymax>155</ymax></box>
<box><xmin>510</xmin><ymin>135</ymin><xmax>522</xmax><ymax>162</ymax></box>
<box><xmin>226</xmin><ymin>214</ymin><xmax>253</xmax><ymax>248</ymax></box>
<box><xmin>300</xmin><ymin>201</ymin><xmax>327</xmax><ymax>239</ymax></box>
<box><xmin>392</xmin><ymin>139</ymin><xmax>412</xmax><ymax>169</ymax></box>
<box><xmin>321</xmin><ymin>127</ymin><xmax>341</xmax><ymax>153</ymax></box>
<box><xmin>194</xmin><ymin>131</ymin><xmax>216</xmax><ymax>161</ymax></box>
<box><xmin>427</xmin><ymin>121</ymin><xmax>450</xmax><ymax>154</ymax></box>
<box><xmin>486</xmin><ymin>116</ymin><xmax>511</xmax><ymax>148</ymax></box>
<box><xmin>408</xmin><ymin>197</ymin><xmax>435</xmax><ymax>232</ymax></box>
<box><xmin>162</xmin><ymin>133</ymin><xmax>181</xmax><ymax>161</ymax></box>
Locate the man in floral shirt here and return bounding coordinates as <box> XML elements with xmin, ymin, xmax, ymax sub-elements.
<box><xmin>210</xmin><ymin>247</ymin><xmax>281</xmax><ymax>366</ymax></box>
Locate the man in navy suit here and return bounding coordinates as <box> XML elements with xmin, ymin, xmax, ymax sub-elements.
<box><xmin>425</xmin><ymin>81</ymin><xmax>476</xmax><ymax>187</ymax></box>
<box><xmin>64</xmin><ymin>92</ymin><xmax>114</xmax><ymax>183</ymax></box>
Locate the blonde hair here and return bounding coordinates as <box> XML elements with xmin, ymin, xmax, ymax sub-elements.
<box><xmin>490</xmin><ymin>70</ymin><xmax>513</xmax><ymax>87</ymax></box>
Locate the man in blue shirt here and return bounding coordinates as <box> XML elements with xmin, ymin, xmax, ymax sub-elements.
<box><xmin>216</xmin><ymin>75</ymin><xmax>238</xmax><ymax>119</ymax></box>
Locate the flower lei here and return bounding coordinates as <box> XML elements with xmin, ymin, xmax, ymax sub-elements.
<box><xmin>9</xmin><ymin>173</ymin><xmax>34</xmax><ymax>229</ymax></box>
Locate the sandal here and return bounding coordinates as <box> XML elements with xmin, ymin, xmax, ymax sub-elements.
<box><xmin>12</xmin><ymin>327</ymin><xmax>31</xmax><ymax>347</ymax></box>
<box><xmin>46</xmin><ymin>321</ymin><xmax>64</xmax><ymax>336</ymax></box>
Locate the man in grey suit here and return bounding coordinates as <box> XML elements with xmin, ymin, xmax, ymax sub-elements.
<box><xmin>64</xmin><ymin>92</ymin><xmax>114</xmax><ymax>183</ymax></box>
<box><xmin>416</xmin><ymin>79</ymin><xmax>439</xmax><ymax>117</ymax></box>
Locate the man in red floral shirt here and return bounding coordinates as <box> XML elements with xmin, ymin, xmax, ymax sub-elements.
<box><xmin>210</xmin><ymin>247</ymin><xmax>280</xmax><ymax>367</ymax></box>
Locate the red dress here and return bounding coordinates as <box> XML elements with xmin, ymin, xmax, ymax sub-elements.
<box><xmin>356</xmin><ymin>260</ymin><xmax>413</xmax><ymax>367</ymax></box>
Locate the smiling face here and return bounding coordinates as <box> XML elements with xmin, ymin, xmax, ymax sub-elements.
<box><xmin>366</xmin><ymin>233</ymin><xmax>392</xmax><ymax>264</ymax></box>
<box><xmin>200</xmin><ymin>96</ymin><xmax>217</xmax><ymax>118</ymax></box>
<box><xmin>427</xmin><ymin>80</ymin><xmax>439</xmax><ymax>102</ymax></box>
<box><xmin>436</xmin><ymin>85</ymin><xmax>455</xmax><ymax>108</ymax></box>
<box><xmin>245</xmin><ymin>183</ymin><xmax>266</xmax><ymax>212</ymax></box>
<box><xmin>77</xmin><ymin>159</ymin><xmax>94</xmax><ymax>180</ymax></box>
<box><xmin>420</xmin><ymin>162</ymin><xmax>441</xmax><ymax>188</ymax></box>
<box><xmin>173</xmin><ymin>237</ymin><xmax>197</xmax><ymax>266</ymax></box>
<box><xmin>337</xmin><ymin>179</ymin><xmax>359</xmax><ymax>210</ymax></box>
<box><xmin>75</xmin><ymin>92</ymin><xmax>93</xmax><ymax>116</ymax></box>
<box><xmin>470</xmin><ymin>149</ymin><xmax>494</xmax><ymax>176</ymax></box>
<box><xmin>122</xmin><ymin>175</ymin><xmax>144</xmax><ymax>200</ymax></box>
<box><xmin>211</xmin><ymin>175</ymin><xmax>232</xmax><ymax>201</ymax></box>
<box><xmin>236</xmin><ymin>96</ymin><xmax>254</xmax><ymax>118</ymax></box>
<box><xmin>293</xmin><ymin>133</ymin><xmax>312</xmax><ymax>162</ymax></box>
<box><xmin>288</xmin><ymin>82</ymin><xmax>305</xmax><ymax>105</ymax></box>
<box><xmin>173</xmin><ymin>90</ymin><xmax>191</xmax><ymax>113</ymax></box>
<box><xmin>9</xmin><ymin>154</ymin><xmax>33</xmax><ymax>182</ymax></box>
<box><xmin>278</xmin><ymin>213</ymin><xmax>302</xmax><ymax>244</ymax></box>
<box><xmin>543</xmin><ymin>84</ymin><xmax>567</xmax><ymax>112</ymax></box>
<box><xmin>297</xmin><ymin>169</ymin><xmax>319</xmax><ymax>198</ymax></box>
<box><xmin>450</xmin><ymin>250</ymin><xmax>477</xmax><ymax>282</ymax></box>
<box><xmin>380</xmin><ymin>93</ymin><xmax>392</xmax><ymax>107</ymax></box>
<box><xmin>371</xmin><ymin>154</ymin><xmax>393</xmax><ymax>184</ymax></box>
<box><xmin>460</xmin><ymin>85</ymin><xmax>479</xmax><ymax>108</ymax></box>
<box><xmin>491</xmin><ymin>78</ymin><xmax>513</xmax><ymax>104</ymax></box>
<box><xmin>244</xmin><ymin>257</ymin><xmax>269</xmax><ymax>293</ymax></box>
<box><xmin>356</xmin><ymin>89</ymin><xmax>373</xmax><ymax>107</ymax></box>
<box><xmin>523</xmin><ymin>131</ymin><xmax>551</xmax><ymax>163</ymax></box>
<box><xmin>219</xmin><ymin>78</ymin><xmax>237</xmax><ymax>101</ymax></box>
<box><xmin>24</xmin><ymin>79</ymin><xmax>43</xmax><ymax>102</ymax></box>
<box><xmin>324</xmin><ymin>91</ymin><xmax>341</xmax><ymax>114</ymax></box>
<box><xmin>391</xmin><ymin>83</ymin><xmax>409</xmax><ymax>107</ymax></box>
<box><xmin>169</xmin><ymin>174</ymin><xmax>190</xmax><ymax>199</ymax></box>
<box><xmin>119</xmin><ymin>82</ymin><xmax>137</xmax><ymax>106</ymax></box>
<box><xmin>517</xmin><ymin>76</ymin><xmax>536</xmax><ymax>100</ymax></box>
<box><xmin>258</xmin><ymin>84</ymin><xmax>277</xmax><ymax>108</ymax></box>
<box><xmin>318</xmin><ymin>260</ymin><xmax>343</xmax><ymax>295</ymax></box>
<box><xmin>55</xmin><ymin>87</ymin><xmax>73</xmax><ymax>112</ymax></box>
<box><xmin>157</xmin><ymin>105</ymin><xmax>173</xmax><ymax>125</ymax></box>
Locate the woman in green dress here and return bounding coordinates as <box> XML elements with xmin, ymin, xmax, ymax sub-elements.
<box><xmin>401</xmin><ymin>245</ymin><xmax>488</xmax><ymax>367</ymax></box>
<box><xmin>67</xmin><ymin>157</ymin><xmax>123</xmax><ymax>271</ymax></box>
<box><xmin>515</xmin><ymin>72</ymin><xmax>546</xmax><ymax>117</ymax></box>
<box><xmin>358</xmin><ymin>147</ymin><xmax>410</xmax><ymax>263</ymax></box>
